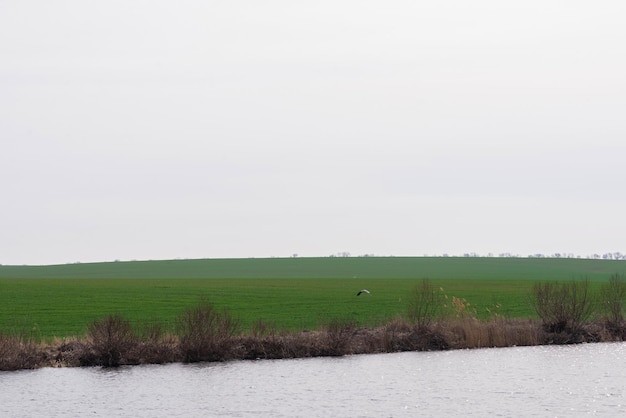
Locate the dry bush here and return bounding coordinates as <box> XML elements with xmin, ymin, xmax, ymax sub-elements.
<box><xmin>245</xmin><ymin>325</ymin><xmax>365</xmax><ymax>359</ymax></box>
<box><xmin>320</xmin><ymin>318</ymin><xmax>358</xmax><ymax>356</ymax></box>
<box><xmin>0</xmin><ymin>332</ymin><xmax>22</xmax><ymax>370</ymax></box>
<box><xmin>380</xmin><ymin>317</ymin><xmax>412</xmax><ymax>352</ymax></box>
<box><xmin>176</xmin><ymin>300</ymin><xmax>240</xmax><ymax>362</ymax></box>
<box><xmin>412</xmin><ymin>325</ymin><xmax>449</xmax><ymax>351</ymax></box>
<box><xmin>135</xmin><ymin>321</ymin><xmax>179</xmax><ymax>364</ymax></box>
<box><xmin>600</xmin><ymin>274</ymin><xmax>626</xmax><ymax>336</ymax></box>
<box><xmin>239</xmin><ymin>330</ymin><xmax>323</xmax><ymax>360</ymax></box>
<box><xmin>283</xmin><ymin>331</ymin><xmax>324</xmax><ymax>358</ymax></box>
<box><xmin>239</xmin><ymin>321</ymin><xmax>294</xmax><ymax>360</ymax></box>
<box><xmin>531</xmin><ymin>279</ymin><xmax>596</xmax><ymax>334</ymax></box>
<box><xmin>408</xmin><ymin>279</ymin><xmax>443</xmax><ymax>330</ymax></box>
<box><xmin>238</xmin><ymin>335</ymin><xmax>277</xmax><ymax>360</ymax></box>
<box><xmin>384</xmin><ymin>317</ymin><xmax>416</xmax><ymax>335</ymax></box>
<box><xmin>82</xmin><ymin>315</ymin><xmax>138</xmax><ymax>367</ymax></box>
<box><xmin>346</xmin><ymin>327</ymin><xmax>382</xmax><ymax>355</ymax></box>
<box><xmin>377</xmin><ymin>317</ymin><xmax>447</xmax><ymax>352</ymax></box>
<box><xmin>48</xmin><ymin>338</ymin><xmax>86</xmax><ymax>367</ymax></box>
<box><xmin>0</xmin><ymin>331</ymin><xmax>41</xmax><ymax>371</ymax></box>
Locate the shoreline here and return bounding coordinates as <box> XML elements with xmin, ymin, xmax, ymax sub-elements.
<box><xmin>4</xmin><ymin>277</ymin><xmax>626</xmax><ymax>371</ymax></box>
<box><xmin>2</xmin><ymin>317</ymin><xmax>625</xmax><ymax>372</ymax></box>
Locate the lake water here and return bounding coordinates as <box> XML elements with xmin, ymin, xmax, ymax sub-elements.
<box><xmin>1</xmin><ymin>343</ymin><xmax>625</xmax><ymax>417</ymax></box>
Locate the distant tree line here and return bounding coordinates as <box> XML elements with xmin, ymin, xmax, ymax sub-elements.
<box><xmin>324</xmin><ymin>252</ymin><xmax>626</xmax><ymax>260</ymax></box>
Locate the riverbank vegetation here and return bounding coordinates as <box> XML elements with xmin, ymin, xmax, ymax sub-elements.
<box><xmin>2</xmin><ymin>274</ymin><xmax>625</xmax><ymax>371</ymax></box>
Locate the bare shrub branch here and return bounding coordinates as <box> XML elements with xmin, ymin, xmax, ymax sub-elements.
<box><xmin>531</xmin><ymin>278</ymin><xmax>596</xmax><ymax>335</ymax></box>
<box><xmin>600</xmin><ymin>273</ymin><xmax>626</xmax><ymax>337</ymax></box>
<box><xmin>601</xmin><ymin>274</ymin><xmax>626</xmax><ymax>323</ymax></box>
<box><xmin>407</xmin><ymin>279</ymin><xmax>443</xmax><ymax>330</ymax></box>
<box><xmin>83</xmin><ymin>315</ymin><xmax>137</xmax><ymax>367</ymax></box>
<box><xmin>176</xmin><ymin>300</ymin><xmax>240</xmax><ymax>362</ymax></box>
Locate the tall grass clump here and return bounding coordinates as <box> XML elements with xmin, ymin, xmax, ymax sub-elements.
<box><xmin>176</xmin><ymin>300</ymin><xmax>240</xmax><ymax>362</ymax></box>
<box><xmin>0</xmin><ymin>331</ymin><xmax>41</xmax><ymax>371</ymax></box>
<box><xmin>531</xmin><ymin>279</ymin><xmax>595</xmax><ymax>337</ymax></box>
<box><xmin>440</xmin><ymin>318</ymin><xmax>541</xmax><ymax>349</ymax></box>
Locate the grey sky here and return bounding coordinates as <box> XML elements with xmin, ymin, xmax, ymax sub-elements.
<box><xmin>2</xmin><ymin>1</ymin><xmax>625</xmax><ymax>265</ymax></box>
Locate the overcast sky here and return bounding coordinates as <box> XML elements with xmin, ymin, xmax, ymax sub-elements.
<box><xmin>2</xmin><ymin>1</ymin><xmax>625</xmax><ymax>265</ymax></box>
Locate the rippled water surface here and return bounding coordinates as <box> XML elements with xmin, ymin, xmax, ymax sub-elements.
<box><xmin>2</xmin><ymin>343</ymin><xmax>625</xmax><ymax>417</ymax></box>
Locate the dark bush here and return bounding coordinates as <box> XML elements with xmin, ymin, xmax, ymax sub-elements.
<box><xmin>380</xmin><ymin>318</ymin><xmax>413</xmax><ymax>352</ymax></box>
<box><xmin>600</xmin><ymin>274</ymin><xmax>626</xmax><ymax>336</ymax></box>
<box><xmin>531</xmin><ymin>279</ymin><xmax>595</xmax><ymax>335</ymax></box>
<box><xmin>321</xmin><ymin>318</ymin><xmax>358</xmax><ymax>356</ymax></box>
<box><xmin>176</xmin><ymin>301</ymin><xmax>240</xmax><ymax>362</ymax></box>
<box><xmin>407</xmin><ymin>279</ymin><xmax>443</xmax><ymax>330</ymax></box>
<box><xmin>83</xmin><ymin>315</ymin><xmax>137</xmax><ymax>367</ymax></box>
<box><xmin>413</xmin><ymin>326</ymin><xmax>449</xmax><ymax>351</ymax></box>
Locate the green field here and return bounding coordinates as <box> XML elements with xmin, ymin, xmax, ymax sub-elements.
<box><xmin>1</xmin><ymin>257</ymin><xmax>624</xmax><ymax>339</ymax></box>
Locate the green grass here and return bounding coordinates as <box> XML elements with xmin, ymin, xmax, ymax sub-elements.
<box><xmin>1</xmin><ymin>257</ymin><xmax>623</xmax><ymax>339</ymax></box>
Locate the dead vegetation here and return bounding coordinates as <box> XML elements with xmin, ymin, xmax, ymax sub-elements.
<box><xmin>0</xmin><ymin>331</ymin><xmax>41</xmax><ymax>371</ymax></box>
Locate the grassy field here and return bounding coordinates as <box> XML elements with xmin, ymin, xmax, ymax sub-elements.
<box><xmin>2</xmin><ymin>256</ymin><xmax>625</xmax><ymax>280</ymax></box>
<box><xmin>1</xmin><ymin>257</ymin><xmax>624</xmax><ymax>339</ymax></box>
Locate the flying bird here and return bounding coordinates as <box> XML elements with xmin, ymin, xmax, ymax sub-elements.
<box><xmin>356</xmin><ymin>289</ymin><xmax>370</xmax><ymax>296</ymax></box>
